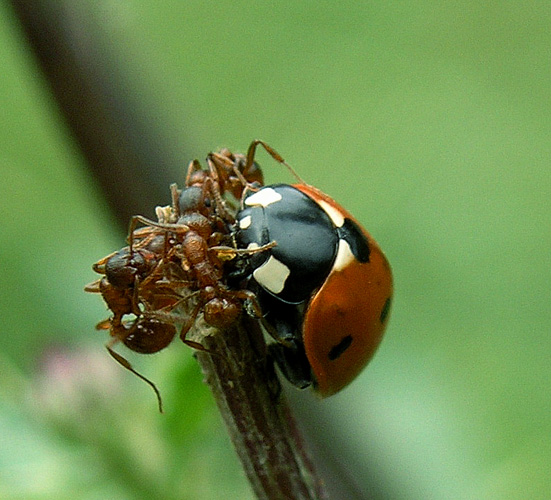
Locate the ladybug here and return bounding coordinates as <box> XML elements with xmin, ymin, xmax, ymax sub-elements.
<box><xmin>235</xmin><ymin>182</ymin><xmax>393</xmax><ymax>397</ymax></box>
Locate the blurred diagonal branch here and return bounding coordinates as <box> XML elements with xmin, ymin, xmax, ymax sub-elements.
<box><xmin>8</xmin><ymin>0</ymin><xmax>184</xmax><ymax>228</ymax></box>
<box><xmin>9</xmin><ymin>2</ymin><xmax>329</xmax><ymax>499</ymax></box>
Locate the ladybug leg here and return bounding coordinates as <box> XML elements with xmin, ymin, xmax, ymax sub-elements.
<box><xmin>255</xmin><ymin>291</ymin><xmax>303</xmax><ymax>346</ymax></box>
<box><xmin>259</xmin><ymin>346</ymin><xmax>283</xmax><ymax>401</ymax></box>
<box><xmin>267</xmin><ymin>341</ymin><xmax>313</xmax><ymax>390</ymax></box>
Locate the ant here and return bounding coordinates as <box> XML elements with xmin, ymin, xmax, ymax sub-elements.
<box><xmin>86</xmin><ymin>141</ymin><xmax>288</xmax><ymax>410</ymax></box>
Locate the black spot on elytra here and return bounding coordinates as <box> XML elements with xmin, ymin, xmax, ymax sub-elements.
<box><xmin>380</xmin><ymin>297</ymin><xmax>391</xmax><ymax>323</ymax></box>
<box><xmin>338</xmin><ymin>219</ymin><xmax>370</xmax><ymax>263</ymax></box>
<box><xmin>328</xmin><ymin>335</ymin><xmax>353</xmax><ymax>361</ymax></box>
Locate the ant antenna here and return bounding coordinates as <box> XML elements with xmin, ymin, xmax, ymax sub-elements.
<box><xmin>245</xmin><ymin>140</ymin><xmax>305</xmax><ymax>184</ymax></box>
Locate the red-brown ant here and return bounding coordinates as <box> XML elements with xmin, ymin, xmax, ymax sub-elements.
<box><xmin>86</xmin><ymin>141</ymin><xmax>288</xmax><ymax>410</ymax></box>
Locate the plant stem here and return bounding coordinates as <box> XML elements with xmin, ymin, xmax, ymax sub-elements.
<box><xmin>194</xmin><ymin>315</ymin><xmax>327</xmax><ymax>500</ymax></box>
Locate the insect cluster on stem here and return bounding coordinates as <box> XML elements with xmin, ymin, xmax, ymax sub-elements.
<box><xmin>86</xmin><ymin>140</ymin><xmax>393</xmax><ymax>409</ymax></box>
<box><xmin>85</xmin><ymin>142</ymin><xmax>279</xmax><ymax>410</ymax></box>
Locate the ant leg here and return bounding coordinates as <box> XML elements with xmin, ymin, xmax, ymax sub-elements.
<box><xmin>106</xmin><ymin>340</ymin><xmax>164</xmax><ymax>413</ymax></box>
<box><xmin>185</xmin><ymin>159</ymin><xmax>203</xmax><ymax>187</ymax></box>
<box><xmin>130</xmin><ymin>276</ymin><xmax>143</xmax><ymax>316</ymax></box>
<box><xmin>177</xmin><ymin>299</ymin><xmax>229</xmax><ymax>358</ymax></box>
<box><xmin>128</xmin><ymin>215</ymin><xmax>191</xmax><ymax>246</ymax></box>
<box><xmin>205</xmin><ymin>156</ymin><xmax>233</xmax><ymax>220</ymax></box>
<box><xmin>210</xmin><ymin>151</ymin><xmax>258</xmax><ymax>205</ymax></box>
<box><xmin>210</xmin><ymin>241</ymin><xmax>276</xmax><ymax>260</ymax></box>
<box><xmin>127</xmin><ymin>215</ymin><xmax>153</xmax><ymax>253</ymax></box>
<box><xmin>231</xmin><ymin>289</ymin><xmax>263</xmax><ymax>318</ymax></box>
<box><xmin>179</xmin><ymin>301</ymin><xmax>207</xmax><ymax>351</ymax></box>
<box><xmin>245</xmin><ymin>140</ymin><xmax>304</xmax><ymax>184</ymax></box>
<box><xmin>239</xmin><ymin>182</ymin><xmax>262</xmax><ymax>204</ymax></box>
<box><xmin>205</xmin><ymin>154</ymin><xmax>221</xmax><ymax>184</ymax></box>
<box><xmin>208</xmin><ymin>149</ymin><xmax>265</xmax><ymax>204</ymax></box>
<box><xmin>170</xmin><ymin>183</ymin><xmax>180</xmax><ymax>218</ymax></box>
<box><xmin>210</xmin><ymin>151</ymin><xmax>250</xmax><ymax>188</ymax></box>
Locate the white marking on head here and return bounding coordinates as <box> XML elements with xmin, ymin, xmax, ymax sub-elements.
<box><xmin>245</xmin><ymin>187</ymin><xmax>282</xmax><ymax>207</ymax></box>
<box><xmin>253</xmin><ymin>255</ymin><xmax>291</xmax><ymax>295</ymax></box>
<box><xmin>333</xmin><ymin>239</ymin><xmax>355</xmax><ymax>272</ymax></box>
<box><xmin>247</xmin><ymin>242</ymin><xmax>260</xmax><ymax>250</ymax></box>
<box><xmin>239</xmin><ymin>215</ymin><xmax>252</xmax><ymax>229</ymax></box>
<box><xmin>316</xmin><ymin>200</ymin><xmax>345</xmax><ymax>227</ymax></box>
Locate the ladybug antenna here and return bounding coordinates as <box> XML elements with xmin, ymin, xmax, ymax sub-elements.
<box><xmin>245</xmin><ymin>140</ymin><xmax>305</xmax><ymax>185</ymax></box>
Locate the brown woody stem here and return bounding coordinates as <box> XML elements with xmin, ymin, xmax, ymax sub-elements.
<box><xmin>194</xmin><ymin>315</ymin><xmax>326</xmax><ymax>500</ymax></box>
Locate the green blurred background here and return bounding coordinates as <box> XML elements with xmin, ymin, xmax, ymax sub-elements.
<box><xmin>1</xmin><ymin>1</ymin><xmax>550</xmax><ymax>499</ymax></box>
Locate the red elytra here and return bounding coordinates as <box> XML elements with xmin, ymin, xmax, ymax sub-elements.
<box><xmin>292</xmin><ymin>184</ymin><xmax>392</xmax><ymax>396</ymax></box>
